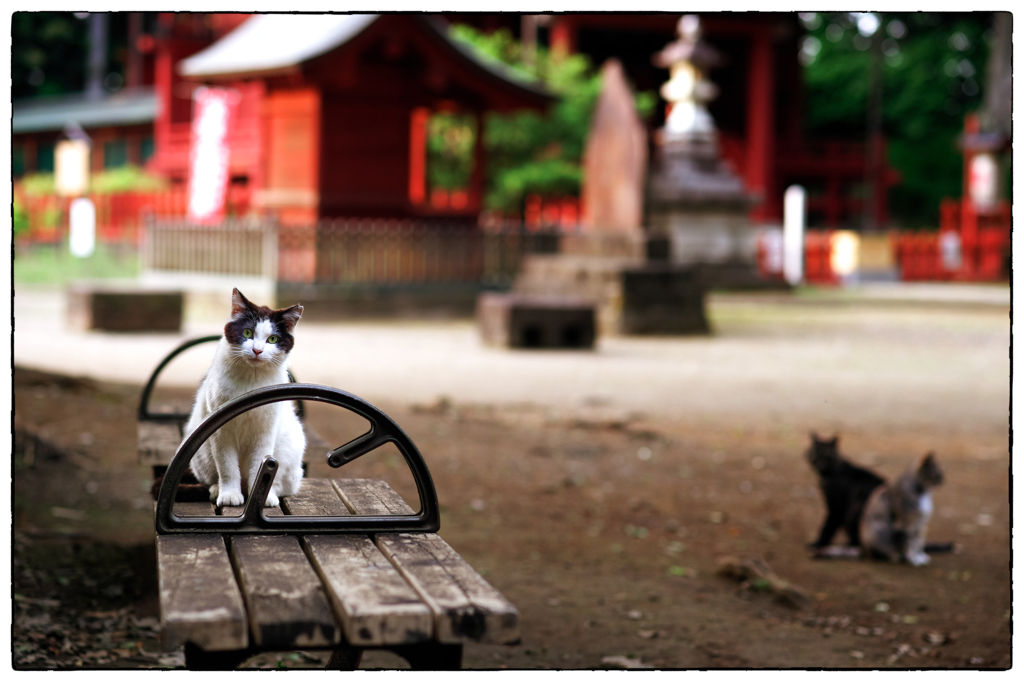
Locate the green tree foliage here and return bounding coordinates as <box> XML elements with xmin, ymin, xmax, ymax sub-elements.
<box><xmin>427</xmin><ymin>112</ymin><xmax>477</xmax><ymax>192</ymax></box>
<box><xmin>13</xmin><ymin>12</ymin><xmax>135</xmax><ymax>100</ymax></box>
<box><xmin>800</xmin><ymin>12</ymin><xmax>994</xmax><ymax>228</ymax></box>
<box><xmin>12</xmin><ymin>12</ymin><xmax>90</xmax><ymax>99</ymax></box>
<box><xmin>448</xmin><ymin>25</ymin><xmax>656</xmax><ymax>214</ymax></box>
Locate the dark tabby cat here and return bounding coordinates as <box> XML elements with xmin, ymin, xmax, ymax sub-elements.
<box><xmin>806</xmin><ymin>432</ymin><xmax>885</xmax><ymax>550</ymax></box>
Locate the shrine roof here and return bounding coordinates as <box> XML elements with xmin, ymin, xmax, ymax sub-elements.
<box><xmin>179</xmin><ymin>14</ymin><xmax>379</xmax><ymax>79</ymax></box>
<box><xmin>179</xmin><ymin>14</ymin><xmax>553</xmax><ymax>103</ymax></box>
<box><xmin>13</xmin><ymin>88</ymin><xmax>157</xmax><ymax>134</ymax></box>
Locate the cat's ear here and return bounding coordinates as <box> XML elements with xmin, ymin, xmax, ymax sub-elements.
<box><xmin>810</xmin><ymin>431</ymin><xmax>820</xmax><ymax>443</ymax></box>
<box><xmin>231</xmin><ymin>288</ymin><xmax>253</xmax><ymax>317</ymax></box>
<box><xmin>919</xmin><ymin>451</ymin><xmax>939</xmax><ymax>473</ymax></box>
<box><xmin>278</xmin><ymin>304</ymin><xmax>303</xmax><ymax>332</ymax></box>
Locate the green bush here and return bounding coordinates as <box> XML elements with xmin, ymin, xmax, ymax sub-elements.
<box><xmin>13</xmin><ymin>199</ymin><xmax>31</xmax><ymax>237</ymax></box>
<box><xmin>89</xmin><ymin>165</ymin><xmax>169</xmax><ymax>194</ymax></box>
<box><xmin>448</xmin><ymin>24</ymin><xmax>656</xmax><ymax>214</ymax></box>
<box><xmin>20</xmin><ymin>173</ymin><xmax>56</xmax><ymax>196</ymax></box>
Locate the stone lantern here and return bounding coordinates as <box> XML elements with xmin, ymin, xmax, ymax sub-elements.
<box><xmin>645</xmin><ymin>15</ymin><xmax>765</xmax><ymax>289</ymax></box>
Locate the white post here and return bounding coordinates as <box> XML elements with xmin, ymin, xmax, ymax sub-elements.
<box><xmin>783</xmin><ymin>185</ymin><xmax>805</xmax><ymax>286</ymax></box>
<box><xmin>69</xmin><ymin>198</ymin><xmax>96</xmax><ymax>258</ymax></box>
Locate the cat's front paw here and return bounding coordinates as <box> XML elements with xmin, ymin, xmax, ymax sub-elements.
<box><xmin>217</xmin><ymin>488</ymin><xmax>245</xmax><ymax>507</ymax></box>
<box><xmin>908</xmin><ymin>552</ymin><xmax>930</xmax><ymax>566</ymax></box>
<box><xmin>264</xmin><ymin>492</ymin><xmax>280</xmax><ymax>508</ymax></box>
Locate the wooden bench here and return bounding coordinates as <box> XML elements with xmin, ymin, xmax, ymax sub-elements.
<box><xmin>158</xmin><ymin>477</ymin><xmax>519</xmax><ymax>669</ymax></box>
<box><xmin>140</xmin><ymin>339</ymin><xmax>519</xmax><ymax>670</ymax></box>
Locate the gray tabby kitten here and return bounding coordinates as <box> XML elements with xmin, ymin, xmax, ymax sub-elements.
<box><xmin>860</xmin><ymin>452</ymin><xmax>944</xmax><ymax>566</ymax></box>
<box><xmin>185</xmin><ymin>288</ymin><xmax>305</xmax><ymax>508</ymax></box>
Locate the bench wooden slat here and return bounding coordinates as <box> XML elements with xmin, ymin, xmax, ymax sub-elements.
<box><xmin>374</xmin><ymin>533</ymin><xmax>520</xmax><ymax>645</ymax></box>
<box><xmin>304</xmin><ymin>535</ymin><xmax>434</xmax><ymax>647</ymax></box>
<box><xmin>303</xmin><ymin>422</ymin><xmax>331</xmax><ymax>458</ymax></box>
<box><xmin>229</xmin><ymin>535</ymin><xmax>341</xmax><ymax>649</ymax></box>
<box><xmin>157</xmin><ymin>534</ymin><xmax>249</xmax><ymax>652</ymax></box>
<box><xmin>138</xmin><ymin>421</ymin><xmax>182</xmax><ymax>466</ymax></box>
<box><xmin>333</xmin><ymin>478</ymin><xmax>415</xmax><ymax>515</ymax></box>
<box><xmin>333</xmin><ymin>479</ymin><xmax>520</xmax><ymax>645</ymax></box>
<box><xmin>173</xmin><ymin>501</ymin><xmax>215</xmax><ymax>516</ymax></box>
<box><xmin>287</xmin><ymin>479</ymin><xmax>433</xmax><ymax>646</ymax></box>
<box><xmin>282</xmin><ymin>478</ymin><xmax>351</xmax><ymax>516</ymax></box>
<box><xmin>219</xmin><ymin>504</ymin><xmax>284</xmax><ymax>517</ymax></box>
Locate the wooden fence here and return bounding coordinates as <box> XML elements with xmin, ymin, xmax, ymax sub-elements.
<box><xmin>143</xmin><ymin>217</ymin><xmax>561</xmax><ymax>289</ymax></box>
<box><xmin>143</xmin><ymin>217</ymin><xmax>278</xmax><ymax>279</ymax></box>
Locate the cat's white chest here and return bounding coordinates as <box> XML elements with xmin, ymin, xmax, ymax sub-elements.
<box><xmin>918</xmin><ymin>492</ymin><xmax>933</xmax><ymax>517</ymax></box>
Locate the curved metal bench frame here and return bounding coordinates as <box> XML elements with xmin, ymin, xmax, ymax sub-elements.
<box><xmin>154</xmin><ymin>383</ymin><xmax>440</xmax><ymax>535</ymax></box>
<box><xmin>138</xmin><ymin>335</ymin><xmax>304</xmax><ymax>422</ymax></box>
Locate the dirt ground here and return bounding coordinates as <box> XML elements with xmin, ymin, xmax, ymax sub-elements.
<box><xmin>11</xmin><ymin>308</ymin><xmax>1012</xmax><ymax>671</ymax></box>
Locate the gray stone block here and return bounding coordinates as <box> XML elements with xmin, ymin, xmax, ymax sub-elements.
<box><xmin>620</xmin><ymin>266</ymin><xmax>709</xmax><ymax>335</ymax></box>
<box><xmin>67</xmin><ymin>283</ymin><xmax>183</xmax><ymax>332</ymax></box>
<box><xmin>477</xmin><ymin>293</ymin><xmax>596</xmax><ymax>349</ymax></box>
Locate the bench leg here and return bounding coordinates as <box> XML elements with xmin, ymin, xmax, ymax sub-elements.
<box><xmin>390</xmin><ymin>643</ymin><xmax>462</xmax><ymax>670</ymax></box>
<box><xmin>184</xmin><ymin>642</ymin><xmax>253</xmax><ymax>670</ymax></box>
<box><xmin>327</xmin><ymin>645</ymin><xmax>363</xmax><ymax>670</ymax></box>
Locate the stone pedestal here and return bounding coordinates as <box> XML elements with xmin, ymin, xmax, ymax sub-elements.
<box><xmin>620</xmin><ymin>265</ymin><xmax>708</xmax><ymax>334</ymax></box>
<box><xmin>477</xmin><ymin>292</ymin><xmax>596</xmax><ymax>349</ymax></box>
<box><xmin>512</xmin><ymin>254</ymin><xmax>636</xmax><ymax>337</ymax></box>
<box><xmin>67</xmin><ymin>282</ymin><xmax>183</xmax><ymax>332</ymax></box>
<box><xmin>511</xmin><ymin>253</ymin><xmax>708</xmax><ymax>336</ymax></box>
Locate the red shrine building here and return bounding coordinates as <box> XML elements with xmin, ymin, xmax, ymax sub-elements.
<box><xmin>13</xmin><ymin>12</ymin><xmax>898</xmax><ymax>230</ymax></box>
<box><xmin>165</xmin><ymin>14</ymin><xmax>553</xmax><ymax>225</ymax></box>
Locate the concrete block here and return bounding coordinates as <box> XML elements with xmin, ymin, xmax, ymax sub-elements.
<box><xmin>67</xmin><ymin>283</ymin><xmax>183</xmax><ymax>332</ymax></box>
<box><xmin>477</xmin><ymin>293</ymin><xmax>596</xmax><ymax>349</ymax></box>
<box><xmin>620</xmin><ymin>266</ymin><xmax>709</xmax><ymax>335</ymax></box>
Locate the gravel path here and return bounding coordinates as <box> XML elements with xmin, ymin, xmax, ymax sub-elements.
<box><xmin>13</xmin><ymin>284</ymin><xmax>1010</xmax><ymax>438</ymax></box>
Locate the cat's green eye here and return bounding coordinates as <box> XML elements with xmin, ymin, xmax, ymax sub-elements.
<box><xmin>243</xmin><ymin>329</ymin><xmax>253</xmax><ymax>339</ymax></box>
<box><xmin>268</xmin><ymin>335</ymin><xmax>279</xmax><ymax>344</ymax></box>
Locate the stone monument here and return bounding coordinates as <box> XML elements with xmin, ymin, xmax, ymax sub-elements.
<box><xmin>576</xmin><ymin>59</ymin><xmax>648</xmax><ymax>256</ymax></box>
<box><xmin>480</xmin><ymin>53</ymin><xmax>711</xmax><ymax>342</ymax></box>
<box><xmin>646</xmin><ymin>15</ymin><xmax>764</xmax><ymax>288</ymax></box>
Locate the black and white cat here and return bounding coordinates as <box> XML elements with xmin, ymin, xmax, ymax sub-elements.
<box><xmin>184</xmin><ymin>288</ymin><xmax>305</xmax><ymax>508</ymax></box>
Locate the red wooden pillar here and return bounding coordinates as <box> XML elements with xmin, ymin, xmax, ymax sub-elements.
<box><xmin>550</xmin><ymin>17</ymin><xmax>577</xmax><ymax>56</ymax></box>
<box><xmin>867</xmin><ymin>130</ymin><xmax>887</xmax><ymax>229</ymax></box>
<box><xmin>825</xmin><ymin>175</ymin><xmax>841</xmax><ymax>228</ymax></box>
<box><xmin>152</xmin><ymin>14</ymin><xmax>175</xmax><ymax>177</ymax></box>
<box><xmin>469</xmin><ymin>110</ymin><xmax>485</xmax><ymax>213</ymax></box>
<box><xmin>958</xmin><ymin>114</ymin><xmax>980</xmax><ymax>277</ymax></box>
<box><xmin>408</xmin><ymin>107</ymin><xmax>430</xmax><ymax>206</ymax></box>
<box><xmin>745</xmin><ymin>33</ymin><xmax>776</xmax><ymax>223</ymax></box>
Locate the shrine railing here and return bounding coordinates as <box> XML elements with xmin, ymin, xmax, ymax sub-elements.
<box><xmin>141</xmin><ymin>217</ymin><xmax>562</xmax><ymax>289</ymax></box>
<box><xmin>143</xmin><ymin>216</ymin><xmax>278</xmax><ymax>280</ymax></box>
<box><xmin>278</xmin><ymin>219</ymin><xmax>561</xmax><ymax>288</ymax></box>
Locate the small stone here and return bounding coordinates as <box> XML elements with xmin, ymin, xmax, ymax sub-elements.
<box><xmin>628</xmin><ymin>610</ymin><xmax>643</xmax><ymax>621</ymax></box>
